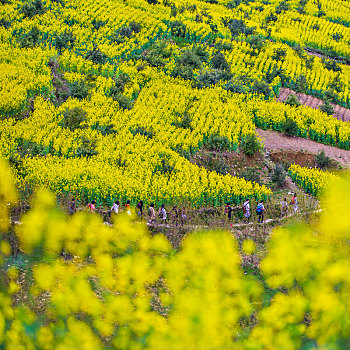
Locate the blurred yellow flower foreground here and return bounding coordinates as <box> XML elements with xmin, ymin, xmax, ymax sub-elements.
<box><xmin>1</xmin><ymin>158</ymin><xmax>350</xmax><ymax>349</ymax></box>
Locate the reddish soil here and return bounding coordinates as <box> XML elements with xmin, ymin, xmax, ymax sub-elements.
<box><xmin>269</xmin><ymin>149</ymin><xmax>316</xmax><ymax>168</ymax></box>
<box><xmin>277</xmin><ymin>88</ymin><xmax>350</xmax><ymax>122</ymax></box>
<box><xmin>257</xmin><ymin>128</ymin><xmax>350</xmax><ymax>168</ymax></box>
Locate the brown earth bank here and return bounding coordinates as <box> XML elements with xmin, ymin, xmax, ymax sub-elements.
<box><xmin>257</xmin><ymin>128</ymin><xmax>350</xmax><ymax>168</ymax></box>
<box><xmin>277</xmin><ymin>87</ymin><xmax>350</xmax><ymax>122</ymax></box>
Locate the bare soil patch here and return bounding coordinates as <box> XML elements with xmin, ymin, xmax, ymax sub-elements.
<box><xmin>277</xmin><ymin>87</ymin><xmax>350</xmax><ymax>122</ymax></box>
<box><xmin>270</xmin><ymin>149</ymin><xmax>316</xmax><ymax>168</ymax></box>
<box><xmin>257</xmin><ymin>128</ymin><xmax>350</xmax><ymax>168</ymax></box>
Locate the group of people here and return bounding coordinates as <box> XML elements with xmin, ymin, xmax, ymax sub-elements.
<box><xmin>71</xmin><ymin>192</ymin><xmax>299</xmax><ymax>225</ymax></box>
<box><xmin>147</xmin><ymin>204</ymin><xmax>187</xmax><ymax>225</ymax></box>
<box><xmin>225</xmin><ymin>193</ymin><xmax>298</xmax><ymax>224</ymax></box>
<box><xmin>78</xmin><ymin>198</ymin><xmax>187</xmax><ymax>226</ymax></box>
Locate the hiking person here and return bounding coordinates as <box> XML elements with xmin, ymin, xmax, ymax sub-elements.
<box><xmin>290</xmin><ymin>193</ymin><xmax>298</xmax><ymax>213</ymax></box>
<box><xmin>225</xmin><ymin>203</ymin><xmax>233</xmax><ymax>221</ymax></box>
<box><xmin>180</xmin><ymin>208</ymin><xmax>187</xmax><ymax>225</ymax></box>
<box><xmin>87</xmin><ymin>200</ymin><xmax>96</xmax><ymax>213</ymax></box>
<box><xmin>158</xmin><ymin>204</ymin><xmax>167</xmax><ymax>224</ymax></box>
<box><xmin>148</xmin><ymin>203</ymin><xmax>156</xmax><ymax>224</ymax></box>
<box><xmin>69</xmin><ymin>198</ymin><xmax>76</xmax><ymax>215</ymax></box>
<box><xmin>125</xmin><ymin>200</ymin><xmax>131</xmax><ymax>215</ymax></box>
<box><xmin>111</xmin><ymin>200</ymin><xmax>119</xmax><ymax>214</ymax></box>
<box><xmin>136</xmin><ymin>200</ymin><xmax>144</xmax><ymax>218</ymax></box>
<box><xmin>170</xmin><ymin>205</ymin><xmax>179</xmax><ymax>225</ymax></box>
<box><xmin>243</xmin><ymin>198</ymin><xmax>250</xmax><ymax>221</ymax></box>
<box><xmin>256</xmin><ymin>200</ymin><xmax>265</xmax><ymax>223</ymax></box>
<box><xmin>281</xmin><ymin>197</ymin><xmax>288</xmax><ymax>217</ymax></box>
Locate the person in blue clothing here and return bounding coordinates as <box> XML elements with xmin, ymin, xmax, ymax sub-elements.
<box><xmin>256</xmin><ymin>200</ymin><xmax>265</xmax><ymax>223</ymax></box>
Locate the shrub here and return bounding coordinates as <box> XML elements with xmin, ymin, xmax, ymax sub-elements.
<box><xmin>76</xmin><ymin>136</ymin><xmax>98</xmax><ymax>157</ymax></box>
<box><xmin>297</xmin><ymin>0</ymin><xmax>308</xmax><ymax>13</ymax></box>
<box><xmin>130</xmin><ymin>126</ymin><xmax>154</xmax><ymax>139</ymax></box>
<box><xmin>214</xmin><ymin>41</ymin><xmax>233</xmax><ymax>52</ymax></box>
<box><xmin>113</xmin><ymin>72</ymin><xmax>131</xmax><ymax>94</ymax></box>
<box><xmin>224</xmin><ymin>78</ymin><xmax>247</xmax><ymax>94</ymax></box>
<box><xmin>315</xmin><ymin>150</ymin><xmax>332</xmax><ymax>169</ymax></box>
<box><xmin>85</xmin><ymin>45</ymin><xmax>108</xmax><ymax>65</ymax></box>
<box><xmin>206</xmin><ymin>155</ymin><xmax>230</xmax><ymax>175</ymax></box>
<box><xmin>144</xmin><ymin>41</ymin><xmax>172</xmax><ymax>67</ymax></box>
<box><xmin>227</xmin><ymin>0</ymin><xmax>245</xmax><ymax>9</ymax></box>
<box><xmin>110</xmin><ymin>21</ymin><xmax>142</xmax><ymax>43</ymax></box>
<box><xmin>294</xmin><ymin>74</ymin><xmax>308</xmax><ymax>94</ymax></box>
<box><xmin>265</xmin><ymin>66</ymin><xmax>289</xmax><ymax>84</ymax></box>
<box><xmin>171</xmin><ymin>145</ymin><xmax>191</xmax><ymax>160</ymax></box>
<box><xmin>17</xmin><ymin>139</ymin><xmax>49</xmax><ymax>158</ymax></box>
<box><xmin>171</xmin><ymin>65</ymin><xmax>194</xmax><ymax>80</ymax></box>
<box><xmin>275</xmin><ymin>0</ymin><xmax>290</xmax><ymax>14</ymax></box>
<box><xmin>319</xmin><ymin>100</ymin><xmax>334</xmax><ymax>115</ymax></box>
<box><xmin>169</xmin><ymin>21</ymin><xmax>186</xmax><ymax>37</ymax></box>
<box><xmin>115</xmin><ymin>94</ymin><xmax>133</xmax><ymax>110</ymax></box>
<box><xmin>224</xmin><ymin>18</ymin><xmax>255</xmax><ymax>37</ymax></box>
<box><xmin>271</xmin><ymin>164</ymin><xmax>286</xmax><ymax>188</ymax></box>
<box><xmin>283</xmin><ymin>117</ymin><xmax>299</xmax><ymax>137</ymax></box>
<box><xmin>91</xmin><ymin>19</ymin><xmax>106</xmax><ymax>30</ymax></box>
<box><xmin>177</xmin><ymin>49</ymin><xmax>202</xmax><ymax>69</ymax></box>
<box><xmin>54</xmin><ymin>30</ymin><xmax>75</xmax><ymax>52</ymax></box>
<box><xmin>250</xmin><ymin>80</ymin><xmax>271</xmax><ymax>99</ymax></box>
<box><xmin>20</xmin><ymin>0</ymin><xmax>46</xmax><ymax>18</ymax></box>
<box><xmin>70</xmin><ymin>81</ymin><xmax>89</xmax><ymax>100</ymax></box>
<box><xmin>246</xmin><ymin>35</ymin><xmax>265</xmax><ymax>55</ymax></box>
<box><xmin>323</xmin><ymin>89</ymin><xmax>338</xmax><ymax>103</ymax></box>
<box><xmin>211</xmin><ymin>52</ymin><xmax>230</xmax><ymax>72</ymax></box>
<box><xmin>194</xmin><ymin>69</ymin><xmax>222</xmax><ymax>88</ymax></box>
<box><xmin>265</xmin><ymin>12</ymin><xmax>278</xmax><ymax>23</ymax></box>
<box><xmin>155</xmin><ymin>155</ymin><xmax>175</xmax><ymax>174</ymax></box>
<box><xmin>91</xmin><ymin>123</ymin><xmax>116</xmax><ymax>136</ymax></box>
<box><xmin>285</xmin><ymin>94</ymin><xmax>301</xmax><ymax>107</ymax></box>
<box><xmin>240</xmin><ymin>167</ymin><xmax>261</xmax><ymax>185</ymax></box>
<box><xmin>206</xmin><ymin>134</ymin><xmax>231</xmax><ymax>152</ymax></box>
<box><xmin>0</xmin><ymin>18</ymin><xmax>11</xmax><ymax>29</ymax></box>
<box><xmin>323</xmin><ymin>59</ymin><xmax>342</xmax><ymax>72</ymax></box>
<box><xmin>129</xmin><ymin>21</ymin><xmax>142</xmax><ymax>33</ymax></box>
<box><xmin>171</xmin><ymin>113</ymin><xmax>192</xmax><ymax>130</ymax></box>
<box><xmin>240</xmin><ymin>135</ymin><xmax>260</xmax><ymax>156</ymax></box>
<box><xmin>328</xmin><ymin>76</ymin><xmax>344</xmax><ymax>93</ymax></box>
<box><xmin>18</xmin><ymin>26</ymin><xmax>41</xmax><ymax>48</ymax></box>
<box><xmin>60</xmin><ymin>108</ymin><xmax>87</xmax><ymax>131</ymax></box>
<box><xmin>272</xmin><ymin>48</ymin><xmax>287</xmax><ymax>62</ymax></box>
<box><xmin>332</xmin><ymin>32</ymin><xmax>343</xmax><ymax>42</ymax></box>
<box><xmin>192</xmin><ymin>45</ymin><xmax>209</xmax><ymax>62</ymax></box>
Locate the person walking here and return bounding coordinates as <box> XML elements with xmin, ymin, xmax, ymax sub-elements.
<box><xmin>69</xmin><ymin>198</ymin><xmax>76</xmax><ymax>215</ymax></box>
<box><xmin>243</xmin><ymin>198</ymin><xmax>250</xmax><ymax>222</ymax></box>
<box><xmin>170</xmin><ymin>206</ymin><xmax>179</xmax><ymax>225</ymax></box>
<box><xmin>290</xmin><ymin>193</ymin><xmax>298</xmax><ymax>213</ymax></box>
<box><xmin>136</xmin><ymin>200</ymin><xmax>144</xmax><ymax>218</ymax></box>
<box><xmin>125</xmin><ymin>200</ymin><xmax>131</xmax><ymax>215</ymax></box>
<box><xmin>111</xmin><ymin>200</ymin><xmax>119</xmax><ymax>214</ymax></box>
<box><xmin>281</xmin><ymin>197</ymin><xmax>288</xmax><ymax>217</ymax></box>
<box><xmin>180</xmin><ymin>208</ymin><xmax>187</xmax><ymax>225</ymax></box>
<box><xmin>158</xmin><ymin>204</ymin><xmax>167</xmax><ymax>224</ymax></box>
<box><xmin>87</xmin><ymin>200</ymin><xmax>96</xmax><ymax>213</ymax></box>
<box><xmin>256</xmin><ymin>200</ymin><xmax>265</xmax><ymax>223</ymax></box>
<box><xmin>148</xmin><ymin>203</ymin><xmax>156</xmax><ymax>224</ymax></box>
<box><xmin>225</xmin><ymin>203</ymin><xmax>233</xmax><ymax>221</ymax></box>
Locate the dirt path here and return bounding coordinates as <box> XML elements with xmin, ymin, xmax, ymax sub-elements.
<box><xmin>304</xmin><ymin>47</ymin><xmax>350</xmax><ymax>65</ymax></box>
<box><xmin>277</xmin><ymin>88</ymin><xmax>350</xmax><ymax>121</ymax></box>
<box><xmin>257</xmin><ymin>128</ymin><xmax>350</xmax><ymax>168</ymax></box>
